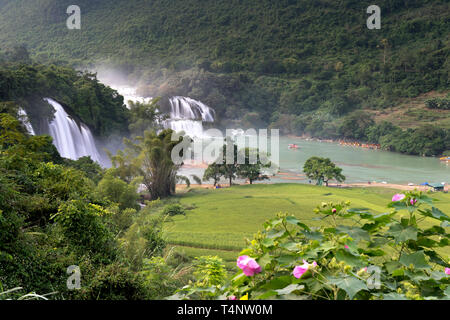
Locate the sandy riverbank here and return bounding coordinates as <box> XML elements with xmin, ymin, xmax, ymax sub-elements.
<box><xmin>176</xmin><ymin>182</ymin><xmax>448</xmax><ymax>192</ymax></box>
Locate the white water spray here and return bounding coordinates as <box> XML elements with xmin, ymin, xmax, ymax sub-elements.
<box><xmin>18</xmin><ymin>108</ymin><xmax>36</xmax><ymax>136</ymax></box>
<box><xmin>45</xmin><ymin>98</ymin><xmax>102</xmax><ymax>163</ymax></box>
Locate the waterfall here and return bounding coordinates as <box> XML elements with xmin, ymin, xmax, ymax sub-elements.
<box><xmin>18</xmin><ymin>108</ymin><xmax>36</xmax><ymax>136</ymax></box>
<box><xmin>45</xmin><ymin>98</ymin><xmax>102</xmax><ymax>163</ymax></box>
<box><xmin>165</xmin><ymin>96</ymin><xmax>215</xmax><ymax>137</ymax></box>
<box><xmin>109</xmin><ymin>85</ymin><xmax>216</xmax><ymax>137</ymax></box>
<box><xmin>114</xmin><ymin>86</ymin><xmax>152</xmax><ymax>108</ymax></box>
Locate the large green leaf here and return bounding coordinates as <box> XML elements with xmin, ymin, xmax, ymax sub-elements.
<box><xmin>285</xmin><ymin>216</ymin><xmax>311</xmax><ymax>231</ymax></box>
<box><xmin>327</xmin><ymin>275</ymin><xmax>368</xmax><ymax>299</ymax></box>
<box><xmin>399</xmin><ymin>251</ymin><xmax>430</xmax><ymax>270</ymax></box>
<box><xmin>382</xmin><ymin>293</ymin><xmax>408</xmax><ymax>300</ymax></box>
<box><xmin>336</xmin><ymin>249</ymin><xmax>365</xmax><ymax>267</ymax></box>
<box><xmin>387</xmin><ymin>223</ymin><xmax>418</xmax><ymax>243</ymax></box>
<box><xmin>266</xmin><ymin>229</ymin><xmax>286</xmax><ymax>239</ymax></box>
<box><xmin>275</xmin><ymin>284</ymin><xmax>305</xmax><ymax>295</ymax></box>
<box><xmin>419</xmin><ymin>207</ymin><xmax>450</xmax><ymax>222</ymax></box>
<box><xmin>335</xmin><ymin>225</ymin><xmax>370</xmax><ymax>241</ymax></box>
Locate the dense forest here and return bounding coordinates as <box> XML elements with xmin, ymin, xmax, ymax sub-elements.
<box><xmin>1</xmin><ymin>0</ymin><xmax>448</xmax><ymax>155</ymax></box>
<box><xmin>0</xmin><ymin>2</ymin><xmax>448</xmax><ymax>112</ymax></box>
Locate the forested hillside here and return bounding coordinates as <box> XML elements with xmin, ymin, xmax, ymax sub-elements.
<box><xmin>0</xmin><ymin>0</ymin><xmax>448</xmax><ymax>154</ymax></box>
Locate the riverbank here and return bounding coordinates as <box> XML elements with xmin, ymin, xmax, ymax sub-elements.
<box><xmin>176</xmin><ymin>182</ymin><xmax>449</xmax><ymax>192</ymax></box>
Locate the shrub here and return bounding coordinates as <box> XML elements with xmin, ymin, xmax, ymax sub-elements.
<box><xmin>162</xmin><ymin>204</ymin><xmax>185</xmax><ymax>217</ymax></box>
<box><xmin>96</xmin><ymin>173</ymin><xmax>139</xmax><ymax>211</ymax></box>
<box><xmin>75</xmin><ymin>262</ymin><xmax>149</xmax><ymax>300</ymax></box>
<box><xmin>52</xmin><ymin>200</ymin><xmax>116</xmax><ymax>259</ymax></box>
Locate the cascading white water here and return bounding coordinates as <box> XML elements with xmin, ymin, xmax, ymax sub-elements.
<box><xmin>165</xmin><ymin>96</ymin><xmax>215</xmax><ymax>137</ymax></box>
<box><xmin>109</xmin><ymin>85</ymin><xmax>216</xmax><ymax>137</ymax></box>
<box><xmin>45</xmin><ymin>98</ymin><xmax>102</xmax><ymax>163</ymax></box>
<box><xmin>114</xmin><ymin>86</ymin><xmax>152</xmax><ymax>108</ymax></box>
<box><xmin>18</xmin><ymin>108</ymin><xmax>36</xmax><ymax>136</ymax></box>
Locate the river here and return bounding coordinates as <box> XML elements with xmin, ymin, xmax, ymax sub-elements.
<box><xmin>179</xmin><ymin>136</ymin><xmax>449</xmax><ymax>185</ymax></box>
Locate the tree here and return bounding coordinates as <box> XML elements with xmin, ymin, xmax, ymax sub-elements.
<box><xmin>214</xmin><ymin>138</ymin><xmax>238</xmax><ymax>187</ymax></box>
<box><xmin>203</xmin><ymin>164</ymin><xmax>223</xmax><ymax>186</ymax></box>
<box><xmin>303</xmin><ymin>157</ymin><xmax>345</xmax><ymax>187</ymax></box>
<box><xmin>236</xmin><ymin>148</ymin><xmax>270</xmax><ymax>184</ymax></box>
<box><xmin>109</xmin><ymin>129</ymin><xmax>183</xmax><ymax>199</ymax></box>
<box><xmin>128</xmin><ymin>99</ymin><xmax>167</xmax><ymax>138</ymax></box>
<box><xmin>339</xmin><ymin>111</ymin><xmax>375</xmax><ymax>141</ymax></box>
<box><xmin>96</xmin><ymin>170</ymin><xmax>140</xmax><ymax>210</ymax></box>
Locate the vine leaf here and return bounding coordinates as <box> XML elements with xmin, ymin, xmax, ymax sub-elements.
<box><xmin>327</xmin><ymin>276</ymin><xmax>368</xmax><ymax>299</ymax></box>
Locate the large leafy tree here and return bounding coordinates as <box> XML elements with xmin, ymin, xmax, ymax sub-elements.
<box><xmin>236</xmin><ymin>147</ymin><xmax>270</xmax><ymax>185</ymax></box>
<box><xmin>109</xmin><ymin>129</ymin><xmax>183</xmax><ymax>199</ymax></box>
<box><xmin>202</xmin><ymin>163</ymin><xmax>223</xmax><ymax>187</ymax></box>
<box><xmin>128</xmin><ymin>99</ymin><xmax>167</xmax><ymax>138</ymax></box>
<box><xmin>303</xmin><ymin>157</ymin><xmax>345</xmax><ymax>187</ymax></box>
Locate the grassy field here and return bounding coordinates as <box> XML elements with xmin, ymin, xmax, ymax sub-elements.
<box><xmin>163</xmin><ymin>184</ymin><xmax>450</xmax><ymax>269</ymax></box>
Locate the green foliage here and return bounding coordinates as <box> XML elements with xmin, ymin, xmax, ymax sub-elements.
<box><xmin>203</xmin><ymin>163</ymin><xmax>223</xmax><ymax>186</ymax></box>
<box><xmin>379</xmin><ymin>125</ymin><xmax>449</xmax><ymax>156</ymax></box>
<box><xmin>64</xmin><ymin>157</ymin><xmax>104</xmax><ymax>184</ymax></box>
<box><xmin>339</xmin><ymin>111</ymin><xmax>376</xmax><ymax>141</ymax></box>
<box><xmin>162</xmin><ymin>204</ymin><xmax>186</xmax><ymax>217</ymax></box>
<box><xmin>173</xmin><ymin>256</ymin><xmax>227</xmax><ymax>299</ymax></box>
<box><xmin>236</xmin><ymin>148</ymin><xmax>271</xmax><ymax>185</ymax></box>
<box><xmin>303</xmin><ymin>157</ymin><xmax>346</xmax><ymax>186</ymax></box>
<box><xmin>191</xmin><ymin>175</ymin><xmax>202</xmax><ymax>185</ymax></box>
<box><xmin>193</xmin><ymin>256</ymin><xmax>227</xmax><ymax>288</ymax></box>
<box><xmin>426</xmin><ymin>97</ymin><xmax>450</xmax><ymax>110</ymax></box>
<box><xmin>141</xmin><ymin>255</ymin><xmax>192</xmax><ymax>299</ymax></box>
<box><xmin>203</xmin><ymin>142</ymin><xmax>271</xmax><ymax>186</ymax></box>
<box><xmin>1</xmin><ymin>0</ymin><xmax>448</xmax><ymax>156</ymax></box>
<box><xmin>175</xmin><ymin>191</ymin><xmax>450</xmax><ymax>300</ymax></box>
<box><xmin>52</xmin><ymin>200</ymin><xmax>116</xmax><ymax>259</ymax></box>
<box><xmin>0</xmin><ymin>63</ymin><xmax>129</xmax><ymax>137</ymax></box>
<box><xmin>0</xmin><ymin>112</ymin><xmax>177</xmax><ymax>299</ymax></box>
<box><xmin>128</xmin><ymin>99</ymin><xmax>166</xmax><ymax>138</ymax></box>
<box><xmin>96</xmin><ymin>171</ymin><xmax>140</xmax><ymax>210</ymax></box>
<box><xmin>119</xmin><ymin>214</ymin><xmax>167</xmax><ymax>269</ymax></box>
<box><xmin>109</xmin><ymin>129</ymin><xmax>183</xmax><ymax>199</ymax></box>
<box><xmin>75</xmin><ymin>262</ymin><xmax>149</xmax><ymax>300</ymax></box>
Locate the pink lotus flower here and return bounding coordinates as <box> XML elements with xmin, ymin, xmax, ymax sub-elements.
<box><xmin>293</xmin><ymin>260</ymin><xmax>317</xmax><ymax>279</ymax></box>
<box><xmin>228</xmin><ymin>295</ymin><xmax>237</xmax><ymax>300</ymax></box>
<box><xmin>345</xmin><ymin>245</ymin><xmax>350</xmax><ymax>250</ymax></box>
<box><xmin>410</xmin><ymin>198</ymin><xmax>418</xmax><ymax>205</ymax></box>
<box><xmin>332</xmin><ymin>208</ymin><xmax>337</xmax><ymax>214</ymax></box>
<box><xmin>445</xmin><ymin>268</ymin><xmax>450</xmax><ymax>275</ymax></box>
<box><xmin>392</xmin><ymin>194</ymin><xmax>406</xmax><ymax>202</ymax></box>
<box><xmin>237</xmin><ymin>256</ymin><xmax>262</xmax><ymax>276</ymax></box>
